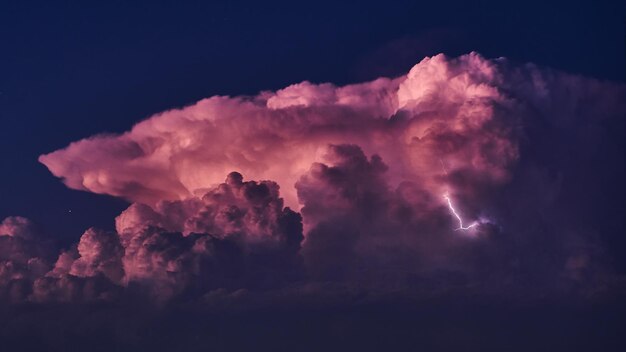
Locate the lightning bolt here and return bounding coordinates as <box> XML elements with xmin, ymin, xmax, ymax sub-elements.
<box><xmin>439</xmin><ymin>158</ymin><xmax>480</xmax><ymax>231</ymax></box>
<box><xmin>443</xmin><ymin>194</ymin><xmax>478</xmax><ymax>231</ymax></box>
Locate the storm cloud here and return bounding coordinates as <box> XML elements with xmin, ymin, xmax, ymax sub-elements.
<box><xmin>39</xmin><ymin>53</ymin><xmax>521</xmax><ymax>210</ymax></box>
<box><xmin>0</xmin><ymin>53</ymin><xmax>623</xmax><ymax>305</ymax></box>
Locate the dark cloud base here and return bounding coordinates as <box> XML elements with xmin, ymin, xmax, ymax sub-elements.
<box><xmin>1</xmin><ymin>293</ymin><xmax>624</xmax><ymax>352</ymax></box>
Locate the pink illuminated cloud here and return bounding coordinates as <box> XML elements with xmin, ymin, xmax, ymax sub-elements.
<box><xmin>0</xmin><ymin>52</ymin><xmax>622</xmax><ymax>303</ymax></box>
<box><xmin>39</xmin><ymin>53</ymin><xmax>520</xmax><ymax>210</ymax></box>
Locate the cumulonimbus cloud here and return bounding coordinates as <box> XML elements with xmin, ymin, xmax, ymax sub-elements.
<box><xmin>39</xmin><ymin>53</ymin><xmax>523</xmax><ymax>210</ymax></box>
<box><xmin>1</xmin><ymin>52</ymin><xmax>624</xmax><ymax>303</ymax></box>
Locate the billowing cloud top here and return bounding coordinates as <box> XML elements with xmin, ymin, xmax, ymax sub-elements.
<box><xmin>2</xmin><ymin>52</ymin><xmax>624</xmax><ymax>304</ymax></box>
<box><xmin>39</xmin><ymin>53</ymin><xmax>523</xmax><ymax>209</ymax></box>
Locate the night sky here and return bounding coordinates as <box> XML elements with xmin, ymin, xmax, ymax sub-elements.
<box><xmin>1</xmin><ymin>1</ymin><xmax>625</xmax><ymax>351</ymax></box>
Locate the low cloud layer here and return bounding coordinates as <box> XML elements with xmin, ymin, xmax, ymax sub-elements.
<box><xmin>1</xmin><ymin>52</ymin><xmax>624</xmax><ymax>304</ymax></box>
<box><xmin>2</xmin><ymin>174</ymin><xmax>303</xmax><ymax>302</ymax></box>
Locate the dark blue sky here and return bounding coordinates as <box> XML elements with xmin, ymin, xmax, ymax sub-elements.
<box><xmin>1</xmin><ymin>0</ymin><xmax>624</xmax><ymax>244</ymax></box>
